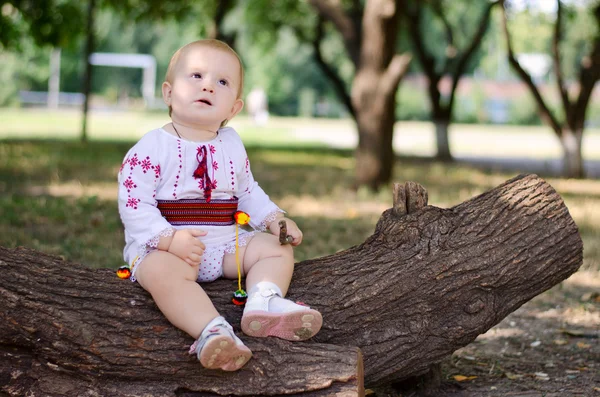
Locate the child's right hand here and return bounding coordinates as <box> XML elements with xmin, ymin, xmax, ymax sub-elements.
<box><xmin>167</xmin><ymin>229</ymin><xmax>207</xmax><ymax>266</ymax></box>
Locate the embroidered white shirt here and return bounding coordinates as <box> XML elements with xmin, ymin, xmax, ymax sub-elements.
<box><xmin>117</xmin><ymin>126</ymin><xmax>282</xmax><ymax>281</ymax></box>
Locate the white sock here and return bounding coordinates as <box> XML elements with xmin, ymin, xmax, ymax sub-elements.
<box><xmin>248</xmin><ymin>281</ymin><xmax>282</xmax><ymax>297</ymax></box>
<box><xmin>245</xmin><ymin>281</ymin><xmax>309</xmax><ymax>314</ymax></box>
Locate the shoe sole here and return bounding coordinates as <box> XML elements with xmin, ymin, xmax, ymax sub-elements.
<box><xmin>241</xmin><ymin>309</ymin><xmax>323</xmax><ymax>341</ymax></box>
<box><xmin>198</xmin><ymin>335</ymin><xmax>252</xmax><ymax>371</ymax></box>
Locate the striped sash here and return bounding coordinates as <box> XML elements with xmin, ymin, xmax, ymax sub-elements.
<box><xmin>157</xmin><ymin>198</ymin><xmax>238</xmax><ymax>226</ymax></box>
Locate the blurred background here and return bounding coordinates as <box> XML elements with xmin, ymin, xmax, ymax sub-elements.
<box><xmin>0</xmin><ymin>0</ymin><xmax>600</xmax><ymax>270</ymax></box>
<box><xmin>1</xmin><ymin>0</ymin><xmax>599</xmax><ymax>393</ymax></box>
<box><xmin>1</xmin><ymin>0</ymin><xmax>598</xmax><ymax>268</ymax></box>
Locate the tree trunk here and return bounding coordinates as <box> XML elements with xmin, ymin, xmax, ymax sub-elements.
<box><xmin>434</xmin><ymin>117</ymin><xmax>452</xmax><ymax>161</ymax></box>
<box><xmin>353</xmin><ymin>90</ymin><xmax>397</xmax><ymax>190</ymax></box>
<box><xmin>560</xmin><ymin>128</ymin><xmax>584</xmax><ymax>179</ymax></box>
<box><xmin>352</xmin><ymin>0</ymin><xmax>410</xmax><ymax>190</ymax></box>
<box><xmin>0</xmin><ymin>174</ymin><xmax>582</xmax><ymax>395</ymax></box>
<box><xmin>80</xmin><ymin>0</ymin><xmax>95</xmax><ymax>143</ymax></box>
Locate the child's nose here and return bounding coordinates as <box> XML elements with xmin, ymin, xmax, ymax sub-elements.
<box><xmin>201</xmin><ymin>81</ymin><xmax>215</xmax><ymax>93</ymax></box>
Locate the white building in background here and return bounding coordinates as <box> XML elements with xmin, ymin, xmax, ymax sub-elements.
<box><xmin>21</xmin><ymin>51</ymin><xmax>159</xmax><ymax>109</ymax></box>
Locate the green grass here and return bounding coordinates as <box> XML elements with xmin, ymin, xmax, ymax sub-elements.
<box><xmin>0</xmin><ymin>108</ymin><xmax>321</xmax><ymax>146</ymax></box>
<box><xmin>1</xmin><ymin>136</ymin><xmax>599</xmax><ymax>272</ymax></box>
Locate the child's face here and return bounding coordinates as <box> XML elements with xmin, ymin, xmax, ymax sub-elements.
<box><xmin>163</xmin><ymin>45</ymin><xmax>243</xmax><ymax>130</ymax></box>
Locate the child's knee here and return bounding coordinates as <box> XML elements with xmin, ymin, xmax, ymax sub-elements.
<box><xmin>261</xmin><ymin>234</ymin><xmax>293</xmax><ymax>259</ymax></box>
<box><xmin>137</xmin><ymin>252</ymin><xmax>199</xmax><ymax>288</ymax></box>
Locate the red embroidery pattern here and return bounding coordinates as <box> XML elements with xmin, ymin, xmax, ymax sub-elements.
<box><xmin>123</xmin><ymin>177</ymin><xmax>137</xmax><ymax>192</ymax></box>
<box><xmin>122</xmin><ymin>152</ymin><xmax>158</xmax><ymax>211</ymax></box>
<box><xmin>194</xmin><ymin>144</ymin><xmax>218</xmax><ymax>202</ymax></box>
<box><xmin>173</xmin><ymin>140</ymin><xmax>182</xmax><ymax>198</ymax></box>
<box><xmin>141</xmin><ymin>157</ymin><xmax>152</xmax><ymax>172</ymax></box>
<box><xmin>127</xmin><ymin>197</ymin><xmax>140</xmax><ymax>209</ymax></box>
<box><xmin>229</xmin><ymin>159</ymin><xmax>235</xmax><ymax>191</ymax></box>
<box><xmin>129</xmin><ymin>154</ymin><xmax>139</xmax><ymax>168</ymax></box>
<box><xmin>119</xmin><ymin>155</ymin><xmax>129</xmax><ymax>174</ymax></box>
<box><xmin>244</xmin><ymin>157</ymin><xmax>250</xmax><ymax>193</ymax></box>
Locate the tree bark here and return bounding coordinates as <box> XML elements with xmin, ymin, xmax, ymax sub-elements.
<box><xmin>0</xmin><ymin>174</ymin><xmax>582</xmax><ymax>395</ymax></box>
<box><xmin>80</xmin><ymin>0</ymin><xmax>95</xmax><ymax>143</ymax></box>
<box><xmin>433</xmin><ymin>118</ymin><xmax>451</xmax><ymax>161</ymax></box>
<box><xmin>310</xmin><ymin>0</ymin><xmax>411</xmax><ymax>190</ymax></box>
<box><xmin>561</xmin><ymin>128</ymin><xmax>584</xmax><ymax>178</ymax></box>
<box><xmin>352</xmin><ymin>0</ymin><xmax>410</xmax><ymax>189</ymax></box>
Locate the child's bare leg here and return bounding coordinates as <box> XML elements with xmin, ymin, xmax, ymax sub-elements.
<box><xmin>135</xmin><ymin>251</ymin><xmax>251</xmax><ymax>370</ymax></box>
<box><xmin>135</xmin><ymin>250</ymin><xmax>217</xmax><ymax>338</ymax></box>
<box><xmin>223</xmin><ymin>232</ymin><xmax>294</xmax><ymax>294</ymax></box>
<box><xmin>223</xmin><ymin>233</ymin><xmax>322</xmax><ymax>340</ymax></box>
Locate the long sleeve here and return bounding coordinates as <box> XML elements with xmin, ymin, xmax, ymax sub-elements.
<box><xmin>230</xmin><ymin>132</ymin><xmax>283</xmax><ymax>230</ymax></box>
<box><xmin>118</xmin><ymin>138</ymin><xmax>174</xmax><ymax>257</ymax></box>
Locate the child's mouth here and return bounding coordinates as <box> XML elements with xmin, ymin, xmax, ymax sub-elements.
<box><xmin>197</xmin><ymin>99</ymin><xmax>212</xmax><ymax>106</ymax></box>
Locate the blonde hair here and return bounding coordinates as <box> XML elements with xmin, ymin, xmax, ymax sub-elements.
<box><xmin>165</xmin><ymin>39</ymin><xmax>244</xmax><ymax>120</ymax></box>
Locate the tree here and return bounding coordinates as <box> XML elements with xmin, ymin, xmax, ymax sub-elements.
<box><xmin>308</xmin><ymin>0</ymin><xmax>412</xmax><ymax>190</ymax></box>
<box><xmin>0</xmin><ymin>174</ymin><xmax>583</xmax><ymax>395</ymax></box>
<box><xmin>245</xmin><ymin>0</ymin><xmax>412</xmax><ymax>190</ymax></box>
<box><xmin>500</xmin><ymin>0</ymin><xmax>600</xmax><ymax>178</ymax></box>
<box><xmin>403</xmin><ymin>0</ymin><xmax>500</xmax><ymax>160</ymax></box>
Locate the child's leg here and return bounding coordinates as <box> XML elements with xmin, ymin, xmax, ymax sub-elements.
<box><xmin>135</xmin><ymin>250</ymin><xmax>217</xmax><ymax>338</ymax></box>
<box><xmin>135</xmin><ymin>251</ymin><xmax>251</xmax><ymax>370</ymax></box>
<box><xmin>222</xmin><ymin>233</ymin><xmax>322</xmax><ymax>340</ymax></box>
<box><xmin>223</xmin><ymin>232</ymin><xmax>294</xmax><ymax>294</ymax></box>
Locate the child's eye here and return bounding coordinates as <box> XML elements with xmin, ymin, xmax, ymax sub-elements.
<box><xmin>192</xmin><ymin>73</ymin><xmax>202</xmax><ymax>79</ymax></box>
<box><xmin>218</xmin><ymin>79</ymin><xmax>228</xmax><ymax>86</ymax></box>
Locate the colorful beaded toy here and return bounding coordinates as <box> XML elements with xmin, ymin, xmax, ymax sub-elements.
<box><xmin>116</xmin><ymin>265</ymin><xmax>131</xmax><ymax>279</ymax></box>
<box><xmin>232</xmin><ymin>211</ymin><xmax>250</xmax><ymax>305</ymax></box>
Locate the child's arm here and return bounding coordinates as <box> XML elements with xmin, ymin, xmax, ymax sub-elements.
<box><xmin>118</xmin><ymin>137</ymin><xmax>205</xmax><ymax>265</ymax></box>
<box><xmin>226</xmin><ymin>127</ymin><xmax>303</xmax><ymax>245</ymax></box>
<box><xmin>157</xmin><ymin>229</ymin><xmax>207</xmax><ymax>266</ymax></box>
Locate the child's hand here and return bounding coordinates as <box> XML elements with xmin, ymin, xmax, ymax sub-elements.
<box><xmin>167</xmin><ymin>229</ymin><xmax>207</xmax><ymax>266</ymax></box>
<box><xmin>269</xmin><ymin>217</ymin><xmax>303</xmax><ymax>246</ymax></box>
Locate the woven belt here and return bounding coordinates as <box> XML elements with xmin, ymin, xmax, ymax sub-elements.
<box><xmin>157</xmin><ymin>198</ymin><xmax>238</xmax><ymax>226</ymax></box>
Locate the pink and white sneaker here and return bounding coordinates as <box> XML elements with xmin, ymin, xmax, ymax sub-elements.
<box><xmin>241</xmin><ymin>288</ymin><xmax>323</xmax><ymax>341</ymax></box>
<box><xmin>189</xmin><ymin>317</ymin><xmax>252</xmax><ymax>371</ymax></box>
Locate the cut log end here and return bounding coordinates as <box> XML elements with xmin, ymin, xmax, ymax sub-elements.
<box><xmin>392</xmin><ymin>181</ymin><xmax>428</xmax><ymax>217</ymax></box>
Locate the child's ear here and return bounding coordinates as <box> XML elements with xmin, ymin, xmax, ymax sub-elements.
<box><xmin>229</xmin><ymin>99</ymin><xmax>244</xmax><ymax>119</ymax></box>
<box><xmin>162</xmin><ymin>82</ymin><xmax>172</xmax><ymax>105</ymax></box>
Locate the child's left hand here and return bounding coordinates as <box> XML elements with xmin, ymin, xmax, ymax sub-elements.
<box><xmin>269</xmin><ymin>216</ymin><xmax>303</xmax><ymax>246</ymax></box>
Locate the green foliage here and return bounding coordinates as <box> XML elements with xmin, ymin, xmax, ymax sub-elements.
<box><xmin>396</xmin><ymin>85</ymin><xmax>430</xmax><ymax>121</ymax></box>
<box><xmin>0</xmin><ymin>0</ymin><xmax>85</xmax><ymax>49</ymax></box>
<box><xmin>239</xmin><ymin>0</ymin><xmax>350</xmax><ymax>116</ymax></box>
<box><xmin>507</xmin><ymin>95</ymin><xmax>543</xmax><ymax>126</ymax></box>
<box><xmin>1</xmin><ymin>0</ymin><xmax>598</xmax><ymax>127</ymax></box>
<box><xmin>404</xmin><ymin>0</ymin><xmax>493</xmax><ymax>76</ymax></box>
<box><xmin>560</xmin><ymin>4</ymin><xmax>599</xmax><ymax>80</ymax></box>
<box><xmin>0</xmin><ymin>53</ymin><xmax>22</xmax><ymax>106</ymax></box>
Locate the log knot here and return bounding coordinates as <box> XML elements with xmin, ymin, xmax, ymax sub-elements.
<box><xmin>464</xmin><ymin>298</ymin><xmax>485</xmax><ymax>314</ymax></box>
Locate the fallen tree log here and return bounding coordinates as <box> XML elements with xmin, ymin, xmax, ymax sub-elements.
<box><xmin>0</xmin><ymin>174</ymin><xmax>583</xmax><ymax>396</ymax></box>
